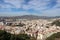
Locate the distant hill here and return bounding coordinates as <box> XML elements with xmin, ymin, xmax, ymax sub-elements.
<box><xmin>0</xmin><ymin>15</ymin><xmax>60</xmax><ymax>20</ymax></box>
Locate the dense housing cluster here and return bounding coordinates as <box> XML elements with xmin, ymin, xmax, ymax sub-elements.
<box><xmin>0</xmin><ymin>18</ymin><xmax>60</xmax><ymax>40</ymax></box>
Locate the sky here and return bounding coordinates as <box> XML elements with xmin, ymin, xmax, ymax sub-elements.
<box><xmin>0</xmin><ymin>0</ymin><xmax>60</xmax><ymax>16</ymax></box>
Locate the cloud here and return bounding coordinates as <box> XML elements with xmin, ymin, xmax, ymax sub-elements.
<box><xmin>0</xmin><ymin>0</ymin><xmax>15</xmax><ymax>8</ymax></box>
<box><xmin>22</xmin><ymin>0</ymin><xmax>49</xmax><ymax>10</ymax></box>
<box><xmin>0</xmin><ymin>0</ymin><xmax>25</xmax><ymax>8</ymax></box>
<box><xmin>0</xmin><ymin>0</ymin><xmax>59</xmax><ymax>10</ymax></box>
<box><xmin>22</xmin><ymin>0</ymin><xmax>58</xmax><ymax>10</ymax></box>
<box><xmin>0</xmin><ymin>0</ymin><xmax>60</xmax><ymax>16</ymax></box>
<box><xmin>54</xmin><ymin>0</ymin><xmax>60</xmax><ymax>8</ymax></box>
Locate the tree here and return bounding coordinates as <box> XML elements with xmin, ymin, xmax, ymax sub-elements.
<box><xmin>0</xmin><ymin>30</ymin><xmax>32</xmax><ymax>40</ymax></box>
<box><xmin>51</xmin><ymin>20</ymin><xmax>60</xmax><ymax>26</ymax></box>
<box><xmin>0</xmin><ymin>30</ymin><xmax>11</xmax><ymax>40</ymax></box>
<box><xmin>46</xmin><ymin>32</ymin><xmax>60</xmax><ymax>40</ymax></box>
<box><xmin>16</xmin><ymin>34</ymin><xmax>31</xmax><ymax>40</ymax></box>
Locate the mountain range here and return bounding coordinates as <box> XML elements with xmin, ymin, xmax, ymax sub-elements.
<box><xmin>0</xmin><ymin>15</ymin><xmax>60</xmax><ymax>20</ymax></box>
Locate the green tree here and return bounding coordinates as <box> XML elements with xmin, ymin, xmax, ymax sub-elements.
<box><xmin>0</xmin><ymin>30</ymin><xmax>35</xmax><ymax>40</ymax></box>
<box><xmin>16</xmin><ymin>34</ymin><xmax>31</xmax><ymax>40</ymax></box>
<box><xmin>51</xmin><ymin>20</ymin><xmax>60</xmax><ymax>26</ymax></box>
<box><xmin>0</xmin><ymin>30</ymin><xmax>11</xmax><ymax>40</ymax></box>
<box><xmin>46</xmin><ymin>32</ymin><xmax>60</xmax><ymax>40</ymax></box>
